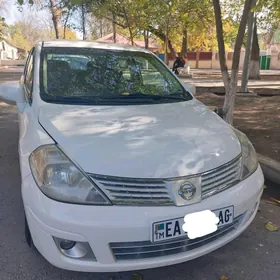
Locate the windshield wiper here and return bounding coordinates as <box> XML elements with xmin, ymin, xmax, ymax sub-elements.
<box><xmin>162</xmin><ymin>94</ymin><xmax>188</xmax><ymax>100</ymax></box>
<box><xmin>168</xmin><ymin>91</ymin><xmax>191</xmax><ymax>100</ymax></box>
<box><xmin>100</xmin><ymin>92</ymin><xmax>187</xmax><ymax>101</ymax></box>
<box><xmin>43</xmin><ymin>92</ymin><xmax>189</xmax><ymax>105</ymax></box>
<box><xmin>44</xmin><ymin>95</ymin><xmax>100</xmax><ymax>104</ymax></box>
<box><xmin>100</xmin><ymin>93</ymin><xmax>158</xmax><ymax>99</ymax></box>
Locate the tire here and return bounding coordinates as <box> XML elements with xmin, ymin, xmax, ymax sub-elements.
<box><xmin>25</xmin><ymin>216</ymin><xmax>33</xmax><ymax>248</ymax></box>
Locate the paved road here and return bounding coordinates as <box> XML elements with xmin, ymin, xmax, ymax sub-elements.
<box><xmin>0</xmin><ymin>73</ymin><xmax>280</xmax><ymax>280</ymax></box>
<box><xmin>0</xmin><ymin>67</ymin><xmax>23</xmax><ymax>82</ymax></box>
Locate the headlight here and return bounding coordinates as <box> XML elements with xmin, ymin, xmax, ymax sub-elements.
<box><xmin>233</xmin><ymin>129</ymin><xmax>258</xmax><ymax>179</ymax></box>
<box><xmin>29</xmin><ymin>145</ymin><xmax>111</xmax><ymax>205</ymax></box>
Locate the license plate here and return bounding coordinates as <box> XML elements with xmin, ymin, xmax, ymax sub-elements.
<box><xmin>152</xmin><ymin>206</ymin><xmax>234</xmax><ymax>243</ymax></box>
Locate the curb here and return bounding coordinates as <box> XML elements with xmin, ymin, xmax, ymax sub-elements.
<box><xmin>194</xmin><ymin>86</ymin><xmax>280</xmax><ymax>96</ymax></box>
<box><xmin>258</xmin><ymin>154</ymin><xmax>280</xmax><ymax>185</ymax></box>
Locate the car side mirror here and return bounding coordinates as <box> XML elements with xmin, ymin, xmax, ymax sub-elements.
<box><xmin>214</xmin><ymin>107</ymin><xmax>224</xmax><ymax>118</ymax></box>
<box><xmin>184</xmin><ymin>84</ymin><xmax>196</xmax><ymax>96</ymax></box>
<box><xmin>0</xmin><ymin>81</ymin><xmax>26</xmax><ymax>104</ymax></box>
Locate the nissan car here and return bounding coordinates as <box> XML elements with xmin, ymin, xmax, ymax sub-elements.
<box><xmin>0</xmin><ymin>40</ymin><xmax>264</xmax><ymax>272</ymax></box>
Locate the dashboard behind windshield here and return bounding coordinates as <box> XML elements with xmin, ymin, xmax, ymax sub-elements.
<box><xmin>39</xmin><ymin>47</ymin><xmax>192</xmax><ymax>105</ymax></box>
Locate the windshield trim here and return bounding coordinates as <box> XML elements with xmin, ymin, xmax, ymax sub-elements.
<box><xmin>39</xmin><ymin>47</ymin><xmax>193</xmax><ymax>106</ymax></box>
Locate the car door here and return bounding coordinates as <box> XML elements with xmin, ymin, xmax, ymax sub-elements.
<box><xmin>18</xmin><ymin>47</ymin><xmax>40</xmax><ymax>179</ymax></box>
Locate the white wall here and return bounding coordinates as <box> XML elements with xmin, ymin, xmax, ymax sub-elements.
<box><xmin>0</xmin><ymin>41</ymin><xmax>18</xmax><ymax>60</ymax></box>
<box><xmin>211</xmin><ymin>50</ymin><xmax>245</xmax><ymax>70</ymax></box>
<box><xmin>269</xmin><ymin>44</ymin><xmax>280</xmax><ymax>70</ymax></box>
<box><xmin>167</xmin><ymin>50</ymin><xmax>246</xmax><ymax>70</ymax></box>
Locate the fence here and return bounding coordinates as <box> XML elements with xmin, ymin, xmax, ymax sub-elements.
<box><xmin>164</xmin><ymin>50</ymin><xmax>248</xmax><ymax>70</ymax></box>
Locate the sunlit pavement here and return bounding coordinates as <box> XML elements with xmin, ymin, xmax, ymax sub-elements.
<box><xmin>0</xmin><ymin>74</ymin><xmax>280</xmax><ymax>280</ymax></box>
<box><xmin>0</xmin><ymin>67</ymin><xmax>23</xmax><ymax>82</ymax></box>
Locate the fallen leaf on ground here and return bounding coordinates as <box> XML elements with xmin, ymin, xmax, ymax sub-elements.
<box><xmin>220</xmin><ymin>276</ymin><xmax>230</xmax><ymax>280</ymax></box>
<box><xmin>270</xmin><ymin>198</ymin><xmax>280</xmax><ymax>204</ymax></box>
<box><xmin>265</xmin><ymin>222</ymin><xmax>278</xmax><ymax>232</ymax></box>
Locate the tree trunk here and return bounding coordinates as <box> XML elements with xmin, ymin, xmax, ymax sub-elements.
<box><xmin>168</xmin><ymin>40</ymin><xmax>177</xmax><ymax>59</ymax></box>
<box><xmin>100</xmin><ymin>19</ymin><xmax>103</xmax><ymax>37</ymax></box>
<box><xmin>181</xmin><ymin>28</ymin><xmax>187</xmax><ymax>56</ymax></box>
<box><xmin>212</xmin><ymin>0</ymin><xmax>230</xmax><ymax>93</ymax></box>
<box><xmin>63</xmin><ymin>9</ymin><xmax>71</xmax><ymax>39</ymax></box>
<box><xmin>147</xmin><ymin>26</ymin><xmax>177</xmax><ymax>58</ymax></box>
<box><xmin>144</xmin><ymin>30</ymin><xmax>149</xmax><ymax>49</ymax></box>
<box><xmin>81</xmin><ymin>2</ymin><xmax>86</xmax><ymax>40</ymax></box>
<box><xmin>213</xmin><ymin>0</ymin><xmax>254</xmax><ymax>124</ymax></box>
<box><xmin>49</xmin><ymin>0</ymin><xmax>60</xmax><ymax>39</ymax></box>
<box><xmin>195</xmin><ymin>51</ymin><xmax>200</xmax><ymax>68</ymax></box>
<box><xmin>223</xmin><ymin>69</ymin><xmax>238</xmax><ymax>124</ymax></box>
<box><xmin>112</xmin><ymin>13</ymin><xmax>116</xmax><ymax>43</ymax></box>
<box><xmin>265</xmin><ymin>23</ymin><xmax>278</xmax><ymax>46</ymax></box>
<box><xmin>123</xmin><ymin>8</ymin><xmax>134</xmax><ymax>45</ymax></box>
<box><xmin>266</xmin><ymin>31</ymin><xmax>274</xmax><ymax>46</ymax></box>
<box><xmin>164</xmin><ymin>14</ymin><xmax>171</xmax><ymax>65</ymax></box>
<box><xmin>224</xmin><ymin>0</ymin><xmax>254</xmax><ymax>124</ymax></box>
<box><xmin>249</xmin><ymin>21</ymin><xmax>260</xmax><ymax>80</ymax></box>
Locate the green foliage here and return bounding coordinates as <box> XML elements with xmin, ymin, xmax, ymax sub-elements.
<box><xmin>256</xmin><ymin>0</ymin><xmax>280</xmax><ymax>34</ymax></box>
<box><xmin>222</xmin><ymin>0</ymin><xmax>280</xmax><ymax>45</ymax></box>
<box><xmin>0</xmin><ymin>17</ymin><xmax>7</xmax><ymax>40</ymax></box>
<box><xmin>15</xmin><ymin>0</ymin><xmax>241</xmax><ymax>53</ymax></box>
<box><xmin>86</xmin><ymin>0</ymin><xmax>238</xmax><ymax>52</ymax></box>
<box><xmin>7</xmin><ymin>19</ymin><xmax>77</xmax><ymax>50</ymax></box>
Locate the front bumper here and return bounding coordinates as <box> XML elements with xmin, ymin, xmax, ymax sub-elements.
<box><xmin>22</xmin><ymin>166</ymin><xmax>264</xmax><ymax>272</ymax></box>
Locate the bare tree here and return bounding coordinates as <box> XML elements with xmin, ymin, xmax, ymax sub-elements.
<box><xmin>212</xmin><ymin>0</ymin><xmax>254</xmax><ymax>124</ymax></box>
<box><xmin>81</xmin><ymin>1</ymin><xmax>86</xmax><ymax>40</ymax></box>
<box><xmin>181</xmin><ymin>28</ymin><xmax>187</xmax><ymax>57</ymax></box>
<box><xmin>63</xmin><ymin>10</ymin><xmax>70</xmax><ymax>39</ymax></box>
<box><xmin>49</xmin><ymin>0</ymin><xmax>61</xmax><ymax>39</ymax></box>
<box><xmin>123</xmin><ymin>7</ymin><xmax>134</xmax><ymax>45</ymax></box>
<box><xmin>249</xmin><ymin>20</ymin><xmax>260</xmax><ymax>80</ymax></box>
<box><xmin>143</xmin><ymin>30</ymin><xmax>149</xmax><ymax>49</ymax></box>
<box><xmin>86</xmin><ymin>16</ymin><xmax>112</xmax><ymax>39</ymax></box>
<box><xmin>112</xmin><ymin>12</ymin><xmax>116</xmax><ymax>43</ymax></box>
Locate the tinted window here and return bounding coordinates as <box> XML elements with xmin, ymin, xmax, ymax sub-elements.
<box><xmin>40</xmin><ymin>47</ymin><xmax>192</xmax><ymax>105</ymax></box>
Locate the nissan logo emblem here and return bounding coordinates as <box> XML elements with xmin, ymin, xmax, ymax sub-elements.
<box><xmin>178</xmin><ymin>183</ymin><xmax>196</xmax><ymax>200</ymax></box>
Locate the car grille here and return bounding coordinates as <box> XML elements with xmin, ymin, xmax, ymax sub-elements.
<box><xmin>110</xmin><ymin>213</ymin><xmax>245</xmax><ymax>261</ymax></box>
<box><xmin>90</xmin><ymin>175</ymin><xmax>173</xmax><ymax>205</ymax></box>
<box><xmin>201</xmin><ymin>155</ymin><xmax>242</xmax><ymax>199</ymax></box>
<box><xmin>89</xmin><ymin>155</ymin><xmax>242</xmax><ymax>205</ymax></box>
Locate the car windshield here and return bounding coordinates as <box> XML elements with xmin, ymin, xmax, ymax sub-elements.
<box><xmin>40</xmin><ymin>47</ymin><xmax>192</xmax><ymax>105</ymax></box>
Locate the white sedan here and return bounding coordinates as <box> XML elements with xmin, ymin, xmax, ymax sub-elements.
<box><xmin>0</xmin><ymin>40</ymin><xmax>264</xmax><ymax>272</ymax></box>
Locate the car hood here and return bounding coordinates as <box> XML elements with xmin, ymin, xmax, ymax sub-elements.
<box><xmin>39</xmin><ymin>99</ymin><xmax>241</xmax><ymax>178</ymax></box>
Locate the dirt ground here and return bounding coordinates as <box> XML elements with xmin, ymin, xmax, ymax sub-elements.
<box><xmin>196</xmin><ymin>94</ymin><xmax>280</xmax><ymax>162</ymax></box>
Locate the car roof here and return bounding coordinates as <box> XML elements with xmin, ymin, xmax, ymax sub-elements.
<box><xmin>38</xmin><ymin>40</ymin><xmax>150</xmax><ymax>53</ymax></box>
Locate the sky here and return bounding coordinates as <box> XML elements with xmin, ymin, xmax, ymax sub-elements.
<box><xmin>3</xmin><ymin>2</ymin><xmax>47</xmax><ymax>25</ymax></box>
<box><xmin>3</xmin><ymin>2</ymin><xmax>21</xmax><ymax>24</ymax></box>
<box><xmin>2</xmin><ymin>2</ymin><xmax>83</xmax><ymax>39</ymax></box>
